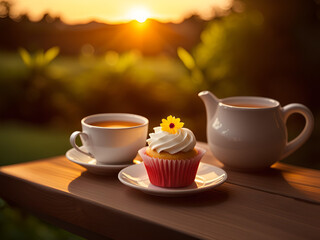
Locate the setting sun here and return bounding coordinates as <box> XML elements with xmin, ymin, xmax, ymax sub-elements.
<box><xmin>128</xmin><ymin>7</ymin><xmax>150</xmax><ymax>23</ymax></box>
<box><xmin>11</xmin><ymin>0</ymin><xmax>233</xmax><ymax>24</ymax></box>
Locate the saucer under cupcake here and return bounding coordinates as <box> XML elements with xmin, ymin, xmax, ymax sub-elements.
<box><xmin>118</xmin><ymin>162</ymin><xmax>227</xmax><ymax>197</ymax></box>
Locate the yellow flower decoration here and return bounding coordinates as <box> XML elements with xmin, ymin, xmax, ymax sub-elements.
<box><xmin>160</xmin><ymin>115</ymin><xmax>184</xmax><ymax>134</ymax></box>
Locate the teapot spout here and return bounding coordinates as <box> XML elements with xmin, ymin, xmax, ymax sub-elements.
<box><xmin>198</xmin><ymin>91</ymin><xmax>220</xmax><ymax>122</ymax></box>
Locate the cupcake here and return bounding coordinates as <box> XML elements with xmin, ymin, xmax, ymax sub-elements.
<box><xmin>138</xmin><ymin>115</ymin><xmax>206</xmax><ymax>188</ymax></box>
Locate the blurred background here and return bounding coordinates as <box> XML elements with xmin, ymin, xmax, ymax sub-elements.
<box><xmin>0</xmin><ymin>0</ymin><xmax>319</xmax><ymax>239</ymax></box>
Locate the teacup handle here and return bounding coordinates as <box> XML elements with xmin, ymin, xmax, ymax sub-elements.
<box><xmin>281</xmin><ymin>103</ymin><xmax>314</xmax><ymax>159</ymax></box>
<box><xmin>70</xmin><ymin>131</ymin><xmax>94</xmax><ymax>158</ymax></box>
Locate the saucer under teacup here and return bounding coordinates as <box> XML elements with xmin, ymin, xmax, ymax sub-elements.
<box><xmin>66</xmin><ymin>147</ymin><xmax>132</xmax><ymax>175</ymax></box>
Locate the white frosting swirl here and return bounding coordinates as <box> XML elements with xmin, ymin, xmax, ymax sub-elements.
<box><xmin>146</xmin><ymin>127</ymin><xmax>196</xmax><ymax>154</ymax></box>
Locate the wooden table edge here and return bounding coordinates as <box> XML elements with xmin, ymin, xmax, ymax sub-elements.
<box><xmin>0</xmin><ymin>170</ymin><xmax>200</xmax><ymax>240</ymax></box>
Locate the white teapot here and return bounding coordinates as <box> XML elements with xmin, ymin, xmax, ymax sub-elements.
<box><xmin>198</xmin><ymin>91</ymin><xmax>314</xmax><ymax>171</ymax></box>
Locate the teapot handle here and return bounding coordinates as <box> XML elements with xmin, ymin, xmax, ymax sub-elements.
<box><xmin>281</xmin><ymin>103</ymin><xmax>314</xmax><ymax>159</ymax></box>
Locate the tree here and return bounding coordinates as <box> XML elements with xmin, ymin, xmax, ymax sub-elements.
<box><xmin>0</xmin><ymin>0</ymin><xmax>12</xmax><ymax>18</ymax></box>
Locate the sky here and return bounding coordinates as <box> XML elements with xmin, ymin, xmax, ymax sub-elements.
<box><xmin>11</xmin><ymin>0</ymin><xmax>233</xmax><ymax>24</ymax></box>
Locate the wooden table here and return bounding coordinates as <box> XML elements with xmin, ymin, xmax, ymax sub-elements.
<box><xmin>0</xmin><ymin>142</ymin><xmax>319</xmax><ymax>240</ymax></box>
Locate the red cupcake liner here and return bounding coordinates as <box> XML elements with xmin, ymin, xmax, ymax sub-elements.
<box><xmin>138</xmin><ymin>147</ymin><xmax>206</xmax><ymax>188</ymax></box>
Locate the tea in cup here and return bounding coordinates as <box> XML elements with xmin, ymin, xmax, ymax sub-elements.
<box><xmin>70</xmin><ymin>113</ymin><xmax>149</xmax><ymax>165</ymax></box>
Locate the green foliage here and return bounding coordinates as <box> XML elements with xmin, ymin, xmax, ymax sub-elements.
<box><xmin>19</xmin><ymin>47</ymin><xmax>60</xmax><ymax>69</ymax></box>
<box><xmin>1</xmin><ymin>47</ymin><xmax>74</xmax><ymax>125</ymax></box>
<box><xmin>177</xmin><ymin>11</ymin><xmax>266</xmax><ymax>95</ymax></box>
<box><xmin>43</xmin><ymin>47</ymin><xmax>60</xmax><ymax>65</ymax></box>
<box><xmin>177</xmin><ymin>47</ymin><xmax>195</xmax><ymax>70</ymax></box>
<box><xmin>1</xmin><ymin>48</ymin><xmax>202</xmax><ymax>129</ymax></box>
<box><xmin>176</xmin><ymin>10</ymin><xmax>267</xmax><ymax>97</ymax></box>
<box><xmin>19</xmin><ymin>48</ymin><xmax>32</xmax><ymax>66</ymax></box>
<box><xmin>177</xmin><ymin>47</ymin><xmax>205</xmax><ymax>90</ymax></box>
<box><xmin>0</xmin><ymin>199</ymin><xmax>83</xmax><ymax>240</ymax></box>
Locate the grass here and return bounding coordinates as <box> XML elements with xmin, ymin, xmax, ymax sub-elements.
<box><xmin>0</xmin><ymin>122</ymin><xmax>71</xmax><ymax>166</ymax></box>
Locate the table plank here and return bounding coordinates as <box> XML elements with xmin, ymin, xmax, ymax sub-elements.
<box><xmin>0</xmin><ymin>152</ymin><xmax>319</xmax><ymax>240</ymax></box>
<box><xmin>197</xmin><ymin>142</ymin><xmax>320</xmax><ymax>203</ymax></box>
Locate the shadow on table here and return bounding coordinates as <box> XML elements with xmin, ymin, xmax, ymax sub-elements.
<box><xmin>124</xmin><ymin>186</ymin><xmax>230</xmax><ymax>207</ymax></box>
<box><xmin>224</xmin><ymin>165</ymin><xmax>320</xmax><ymax>204</ymax></box>
<box><xmin>200</xmin><ymin>143</ymin><xmax>320</xmax><ymax>204</ymax></box>
<box><xmin>68</xmin><ymin>170</ymin><xmax>230</xmax><ymax>207</ymax></box>
<box><xmin>67</xmin><ymin>171</ymin><xmax>118</xmax><ymax>198</ymax></box>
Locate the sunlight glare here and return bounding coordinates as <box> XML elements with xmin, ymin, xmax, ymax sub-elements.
<box><xmin>128</xmin><ymin>7</ymin><xmax>150</xmax><ymax>23</ymax></box>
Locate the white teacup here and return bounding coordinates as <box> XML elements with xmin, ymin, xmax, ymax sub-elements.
<box><xmin>70</xmin><ymin>113</ymin><xmax>149</xmax><ymax>165</ymax></box>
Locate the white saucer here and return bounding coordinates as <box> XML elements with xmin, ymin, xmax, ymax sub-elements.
<box><xmin>118</xmin><ymin>162</ymin><xmax>227</xmax><ymax>197</ymax></box>
<box><xmin>66</xmin><ymin>147</ymin><xmax>132</xmax><ymax>175</ymax></box>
